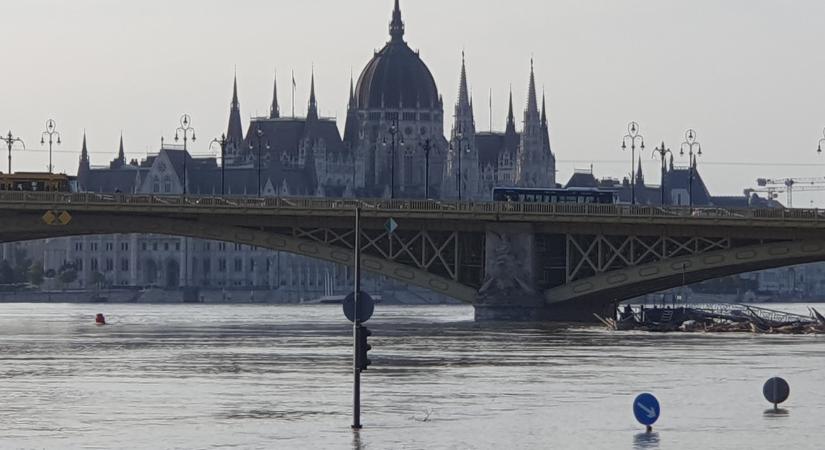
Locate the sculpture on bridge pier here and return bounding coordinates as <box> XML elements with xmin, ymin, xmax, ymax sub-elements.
<box><xmin>475</xmin><ymin>226</ymin><xmax>544</xmax><ymax>321</ymax></box>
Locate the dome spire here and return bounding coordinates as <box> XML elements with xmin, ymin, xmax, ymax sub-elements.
<box><xmin>389</xmin><ymin>0</ymin><xmax>405</xmax><ymax>42</ymax></box>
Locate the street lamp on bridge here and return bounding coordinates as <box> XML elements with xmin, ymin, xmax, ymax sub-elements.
<box><xmin>210</xmin><ymin>133</ymin><xmax>229</xmax><ymax>196</ymax></box>
<box><xmin>451</xmin><ymin>123</ymin><xmax>471</xmax><ymax>201</ymax></box>
<box><xmin>382</xmin><ymin>117</ymin><xmax>404</xmax><ymax>199</ymax></box>
<box><xmin>652</xmin><ymin>141</ymin><xmax>672</xmax><ymax>206</ymax></box>
<box><xmin>0</xmin><ymin>131</ymin><xmax>25</xmax><ymax>174</ymax></box>
<box><xmin>621</xmin><ymin>122</ymin><xmax>645</xmax><ymax>205</ymax></box>
<box><xmin>680</xmin><ymin>129</ymin><xmax>702</xmax><ymax>211</ymax></box>
<box><xmin>420</xmin><ymin>138</ymin><xmax>436</xmax><ymax>199</ymax></box>
<box><xmin>40</xmin><ymin>119</ymin><xmax>61</xmax><ymax>174</ymax></box>
<box><xmin>248</xmin><ymin>127</ymin><xmax>270</xmax><ymax>197</ymax></box>
<box><xmin>174</xmin><ymin>114</ymin><xmax>196</xmax><ymax>195</ymax></box>
<box><xmin>817</xmin><ymin>127</ymin><xmax>825</xmax><ymax>155</ymax></box>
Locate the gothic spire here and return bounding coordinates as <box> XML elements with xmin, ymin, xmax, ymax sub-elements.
<box><xmin>389</xmin><ymin>0</ymin><xmax>405</xmax><ymax>42</ymax></box>
<box><xmin>344</xmin><ymin>74</ymin><xmax>359</xmax><ymax>145</ymax></box>
<box><xmin>525</xmin><ymin>58</ymin><xmax>539</xmax><ymax>118</ymax></box>
<box><xmin>81</xmin><ymin>132</ymin><xmax>89</xmax><ymax>163</ymax></box>
<box><xmin>505</xmin><ymin>87</ymin><xmax>516</xmax><ymax>136</ymax></box>
<box><xmin>231</xmin><ymin>72</ymin><xmax>240</xmax><ymax>110</ymax></box>
<box><xmin>348</xmin><ymin>73</ymin><xmax>356</xmax><ymax>109</ymax></box>
<box><xmin>78</xmin><ymin>131</ymin><xmax>90</xmax><ymax>186</ymax></box>
<box><xmin>118</xmin><ymin>132</ymin><xmax>125</xmax><ymax>161</ymax></box>
<box><xmin>270</xmin><ymin>72</ymin><xmax>280</xmax><ymax>119</ymax></box>
<box><xmin>226</xmin><ymin>73</ymin><xmax>244</xmax><ymax>147</ymax></box>
<box><xmin>636</xmin><ymin>156</ymin><xmax>644</xmax><ymax>185</ymax></box>
<box><xmin>307</xmin><ymin>69</ymin><xmax>318</xmax><ymax>121</ymax></box>
<box><xmin>457</xmin><ymin>51</ymin><xmax>470</xmax><ymax>108</ymax></box>
<box><xmin>541</xmin><ymin>90</ymin><xmax>548</xmax><ymax>127</ymax></box>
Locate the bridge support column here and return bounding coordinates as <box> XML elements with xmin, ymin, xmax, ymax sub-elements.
<box><xmin>474</xmin><ymin>224</ymin><xmax>546</xmax><ymax>321</ymax></box>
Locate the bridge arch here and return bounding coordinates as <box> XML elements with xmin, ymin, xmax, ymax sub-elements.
<box><xmin>546</xmin><ymin>239</ymin><xmax>825</xmax><ymax>307</ymax></box>
<box><xmin>0</xmin><ymin>213</ymin><xmax>477</xmax><ymax>303</ymax></box>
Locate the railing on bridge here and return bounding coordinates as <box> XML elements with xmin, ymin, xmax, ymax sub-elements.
<box><xmin>0</xmin><ymin>191</ymin><xmax>824</xmax><ymax>223</ymax></box>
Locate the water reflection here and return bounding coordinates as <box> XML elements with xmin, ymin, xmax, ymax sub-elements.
<box><xmin>633</xmin><ymin>432</ymin><xmax>660</xmax><ymax>449</ymax></box>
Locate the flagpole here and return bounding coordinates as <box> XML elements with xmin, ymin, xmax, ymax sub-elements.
<box><xmin>489</xmin><ymin>89</ymin><xmax>493</xmax><ymax>132</ymax></box>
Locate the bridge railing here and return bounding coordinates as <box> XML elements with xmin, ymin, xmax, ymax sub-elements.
<box><xmin>3</xmin><ymin>191</ymin><xmax>825</xmax><ymax>223</ymax></box>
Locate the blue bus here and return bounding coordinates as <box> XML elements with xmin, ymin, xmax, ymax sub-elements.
<box><xmin>492</xmin><ymin>187</ymin><xmax>617</xmax><ymax>204</ymax></box>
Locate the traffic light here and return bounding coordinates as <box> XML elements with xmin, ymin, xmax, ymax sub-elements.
<box><xmin>356</xmin><ymin>324</ymin><xmax>372</xmax><ymax>371</ymax></box>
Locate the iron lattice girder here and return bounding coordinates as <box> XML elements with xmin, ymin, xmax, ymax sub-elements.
<box><xmin>566</xmin><ymin>234</ymin><xmax>731</xmax><ymax>282</ymax></box>
<box><xmin>293</xmin><ymin>226</ymin><xmax>463</xmax><ymax>281</ymax></box>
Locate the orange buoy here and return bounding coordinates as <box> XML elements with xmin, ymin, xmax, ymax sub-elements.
<box><xmin>95</xmin><ymin>313</ymin><xmax>106</xmax><ymax>325</ymax></box>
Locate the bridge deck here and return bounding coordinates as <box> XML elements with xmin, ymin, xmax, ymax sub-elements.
<box><xmin>0</xmin><ymin>191</ymin><xmax>823</xmax><ymax>230</ymax></box>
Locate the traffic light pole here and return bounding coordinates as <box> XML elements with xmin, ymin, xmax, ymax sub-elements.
<box><xmin>352</xmin><ymin>207</ymin><xmax>362</xmax><ymax>430</ymax></box>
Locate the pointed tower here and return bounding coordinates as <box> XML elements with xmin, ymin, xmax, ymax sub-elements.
<box><xmin>390</xmin><ymin>0</ymin><xmax>405</xmax><ymax>42</ymax></box>
<box><xmin>78</xmin><ymin>132</ymin><xmax>91</xmax><ymax>190</ymax></box>
<box><xmin>636</xmin><ymin>156</ymin><xmax>645</xmax><ymax>186</ymax></box>
<box><xmin>110</xmin><ymin>132</ymin><xmax>126</xmax><ymax>169</ymax></box>
<box><xmin>307</xmin><ymin>70</ymin><xmax>318</xmax><ymax>122</ymax></box>
<box><xmin>343</xmin><ymin>75</ymin><xmax>359</xmax><ymax>147</ymax></box>
<box><xmin>504</xmin><ymin>87</ymin><xmax>518</xmax><ymax>148</ymax></box>
<box><xmin>226</xmin><ymin>74</ymin><xmax>245</xmax><ymax>163</ymax></box>
<box><xmin>541</xmin><ymin>91</ymin><xmax>556</xmax><ymax>182</ymax></box>
<box><xmin>444</xmin><ymin>52</ymin><xmax>480</xmax><ymax>200</ymax></box>
<box><xmin>270</xmin><ymin>73</ymin><xmax>280</xmax><ymax>119</ymax></box>
<box><xmin>516</xmin><ymin>60</ymin><xmax>554</xmax><ymax>188</ymax></box>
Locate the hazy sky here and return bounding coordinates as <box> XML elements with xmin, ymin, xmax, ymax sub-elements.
<box><xmin>3</xmin><ymin>0</ymin><xmax>825</xmax><ymax>205</ymax></box>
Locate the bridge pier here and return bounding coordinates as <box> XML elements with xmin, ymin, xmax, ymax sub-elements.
<box><xmin>474</xmin><ymin>223</ymin><xmax>613</xmax><ymax>323</ymax></box>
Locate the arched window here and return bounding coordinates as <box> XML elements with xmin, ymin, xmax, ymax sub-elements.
<box><xmin>152</xmin><ymin>176</ymin><xmax>160</xmax><ymax>193</ymax></box>
<box><xmin>404</xmin><ymin>151</ymin><xmax>415</xmax><ymax>186</ymax></box>
<box><xmin>163</xmin><ymin>176</ymin><xmax>171</xmax><ymax>193</ymax></box>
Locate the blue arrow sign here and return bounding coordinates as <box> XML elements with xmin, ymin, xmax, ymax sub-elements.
<box><xmin>385</xmin><ymin>218</ymin><xmax>398</xmax><ymax>234</ymax></box>
<box><xmin>633</xmin><ymin>393</ymin><xmax>660</xmax><ymax>426</ymax></box>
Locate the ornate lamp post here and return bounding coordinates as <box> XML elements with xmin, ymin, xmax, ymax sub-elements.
<box><xmin>382</xmin><ymin>117</ymin><xmax>404</xmax><ymax>199</ymax></box>
<box><xmin>40</xmin><ymin>119</ymin><xmax>61</xmax><ymax>174</ymax></box>
<box><xmin>652</xmin><ymin>141</ymin><xmax>672</xmax><ymax>206</ymax></box>
<box><xmin>174</xmin><ymin>114</ymin><xmax>196</xmax><ymax>195</ymax></box>
<box><xmin>451</xmin><ymin>124</ymin><xmax>470</xmax><ymax>201</ymax></box>
<box><xmin>680</xmin><ymin>129</ymin><xmax>702</xmax><ymax>210</ymax></box>
<box><xmin>210</xmin><ymin>133</ymin><xmax>229</xmax><ymax>196</ymax></box>
<box><xmin>622</xmin><ymin>121</ymin><xmax>645</xmax><ymax>205</ymax></box>
<box><xmin>248</xmin><ymin>127</ymin><xmax>270</xmax><ymax>197</ymax></box>
<box><xmin>817</xmin><ymin>127</ymin><xmax>825</xmax><ymax>155</ymax></box>
<box><xmin>0</xmin><ymin>131</ymin><xmax>25</xmax><ymax>174</ymax></box>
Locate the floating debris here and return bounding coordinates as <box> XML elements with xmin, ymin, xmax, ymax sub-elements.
<box><xmin>596</xmin><ymin>304</ymin><xmax>825</xmax><ymax>334</ymax></box>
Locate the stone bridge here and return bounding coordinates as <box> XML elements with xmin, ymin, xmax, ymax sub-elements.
<box><xmin>2</xmin><ymin>191</ymin><xmax>825</xmax><ymax>321</ymax></box>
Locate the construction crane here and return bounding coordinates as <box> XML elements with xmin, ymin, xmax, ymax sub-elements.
<box><xmin>752</xmin><ymin>177</ymin><xmax>825</xmax><ymax>207</ymax></box>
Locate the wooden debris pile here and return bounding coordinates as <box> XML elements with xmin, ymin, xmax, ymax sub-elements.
<box><xmin>595</xmin><ymin>304</ymin><xmax>825</xmax><ymax>334</ymax></box>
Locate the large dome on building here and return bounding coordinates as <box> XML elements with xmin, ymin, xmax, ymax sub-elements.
<box><xmin>354</xmin><ymin>1</ymin><xmax>440</xmax><ymax>110</ymax></box>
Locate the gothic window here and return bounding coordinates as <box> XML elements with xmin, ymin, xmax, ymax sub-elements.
<box><xmin>404</xmin><ymin>152</ymin><xmax>414</xmax><ymax>185</ymax></box>
<box><xmin>163</xmin><ymin>176</ymin><xmax>171</xmax><ymax>193</ymax></box>
<box><xmin>218</xmin><ymin>258</ymin><xmax>226</xmax><ymax>272</ymax></box>
<box><xmin>152</xmin><ymin>176</ymin><xmax>160</xmax><ymax>193</ymax></box>
<box><xmin>120</xmin><ymin>243</ymin><xmax>129</xmax><ymax>251</ymax></box>
<box><xmin>234</xmin><ymin>258</ymin><xmax>242</xmax><ymax>272</ymax></box>
<box><xmin>385</xmin><ymin>112</ymin><xmax>399</xmax><ymax>121</ymax></box>
<box><xmin>403</xmin><ymin>112</ymin><xmax>416</xmax><ymax>121</ymax></box>
<box><xmin>121</xmin><ymin>259</ymin><xmax>129</xmax><ymax>271</ymax></box>
<box><xmin>105</xmin><ymin>258</ymin><xmax>114</xmax><ymax>272</ymax></box>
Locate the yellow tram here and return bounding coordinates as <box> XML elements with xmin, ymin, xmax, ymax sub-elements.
<box><xmin>0</xmin><ymin>172</ymin><xmax>74</xmax><ymax>192</ymax></box>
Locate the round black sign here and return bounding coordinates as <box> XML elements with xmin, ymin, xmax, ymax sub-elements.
<box><xmin>763</xmin><ymin>377</ymin><xmax>790</xmax><ymax>405</ymax></box>
<box><xmin>343</xmin><ymin>291</ymin><xmax>375</xmax><ymax>323</ymax></box>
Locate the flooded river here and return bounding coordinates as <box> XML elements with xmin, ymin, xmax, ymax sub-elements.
<box><xmin>0</xmin><ymin>303</ymin><xmax>822</xmax><ymax>449</ymax></box>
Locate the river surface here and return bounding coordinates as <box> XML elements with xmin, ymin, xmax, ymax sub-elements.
<box><xmin>0</xmin><ymin>303</ymin><xmax>823</xmax><ymax>450</ymax></box>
